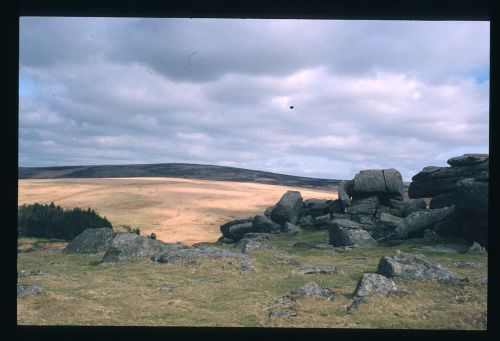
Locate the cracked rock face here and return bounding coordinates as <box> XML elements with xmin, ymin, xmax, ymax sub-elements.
<box><xmin>377</xmin><ymin>250</ymin><xmax>467</xmax><ymax>284</ymax></box>
<box><xmin>353</xmin><ymin>273</ymin><xmax>398</xmax><ymax>297</ymax></box>
<box><xmin>328</xmin><ymin>219</ymin><xmax>376</xmax><ymax>247</ymax></box>
<box><xmin>352</xmin><ymin>169</ymin><xmax>404</xmax><ymax>200</ymax></box>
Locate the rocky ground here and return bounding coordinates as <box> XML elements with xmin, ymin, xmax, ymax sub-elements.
<box><xmin>17</xmin><ymin>230</ymin><xmax>487</xmax><ymax>329</ymax></box>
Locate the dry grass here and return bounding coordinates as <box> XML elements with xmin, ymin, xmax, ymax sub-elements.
<box><xmin>18</xmin><ymin>177</ymin><xmax>336</xmax><ymax>244</ymax></box>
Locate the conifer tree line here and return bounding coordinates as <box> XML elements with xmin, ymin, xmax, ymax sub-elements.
<box><xmin>18</xmin><ymin>202</ymin><xmax>112</xmax><ymax>240</ymax></box>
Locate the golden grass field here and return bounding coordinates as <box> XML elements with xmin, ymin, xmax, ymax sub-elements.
<box><xmin>18</xmin><ymin>177</ymin><xmax>337</xmax><ymax>244</ymax></box>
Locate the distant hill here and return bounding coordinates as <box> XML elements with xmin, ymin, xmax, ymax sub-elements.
<box><xmin>18</xmin><ymin>163</ymin><xmax>341</xmax><ymax>190</ymax></box>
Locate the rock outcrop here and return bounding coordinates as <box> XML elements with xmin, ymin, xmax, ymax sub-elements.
<box><xmin>377</xmin><ymin>250</ymin><xmax>467</xmax><ymax>284</ymax></box>
<box><xmin>64</xmin><ymin>228</ymin><xmax>117</xmax><ymax>253</ymax></box>
<box><xmin>408</xmin><ymin>154</ymin><xmax>488</xmax><ymax>247</ymax></box>
<box><xmin>270</xmin><ymin>191</ymin><xmax>304</xmax><ymax>225</ymax></box>
<box><xmin>151</xmin><ymin>244</ymin><xmax>249</xmax><ymax>263</ymax></box>
<box><xmin>101</xmin><ymin>233</ymin><xmax>187</xmax><ymax>263</ymax></box>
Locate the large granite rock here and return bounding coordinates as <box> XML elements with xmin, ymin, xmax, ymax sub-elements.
<box><xmin>377</xmin><ymin>250</ymin><xmax>467</xmax><ymax>284</ymax></box>
<box><xmin>401</xmin><ymin>199</ymin><xmax>427</xmax><ymax>217</ymax></box>
<box><xmin>453</xmin><ymin>178</ymin><xmax>488</xmax><ymax>212</ymax></box>
<box><xmin>345</xmin><ymin>195</ymin><xmax>379</xmax><ymax>215</ymax></box>
<box><xmin>227</xmin><ymin>222</ymin><xmax>255</xmax><ymax>241</ymax></box>
<box><xmin>252</xmin><ymin>215</ymin><xmax>281</xmax><ymax>233</ymax></box>
<box><xmin>270</xmin><ymin>191</ymin><xmax>304</xmax><ymax>225</ymax></box>
<box><xmin>328</xmin><ymin>219</ymin><xmax>376</xmax><ymax>247</ymax></box>
<box><xmin>220</xmin><ymin>218</ymin><xmax>253</xmax><ymax>237</ymax></box>
<box><xmin>353</xmin><ymin>273</ymin><xmax>398</xmax><ymax>297</ymax></box>
<box><xmin>64</xmin><ymin>228</ymin><xmax>117</xmax><ymax>254</ymax></box>
<box><xmin>429</xmin><ymin>193</ymin><xmax>455</xmax><ymax>209</ymax></box>
<box><xmin>403</xmin><ymin>206</ymin><xmax>455</xmax><ymax>238</ymax></box>
<box><xmin>298</xmin><ymin>215</ymin><xmax>316</xmax><ymax>229</ymax></box>
<box><xmin>352</xmin><ymin>169</ymin><xmax>404</xmax><ymax>200</ymax></box>
<box><xmin>101</xmin><ymin>233</ymin><xmax>188</xmax><ymax>263</ymax></box>
<box><xmin>375</xmin><ymin>213</ymin><xmax>407</xmax><ymax>240</ymax></box>
<box><xmin>314</xmin><ymin>214</ymin><xmax>331</xmax><ymax>229</ymax></box>
<box><xmin>408</xmin><ymin>155</ymin><xmax>488</xmax><ymax>198</ymax></box>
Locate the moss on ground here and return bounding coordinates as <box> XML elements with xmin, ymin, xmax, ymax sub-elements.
<box><xmin>17</xmin><ymin>232</ymin><xmax>487</xmax><ymax>329</ymax></box>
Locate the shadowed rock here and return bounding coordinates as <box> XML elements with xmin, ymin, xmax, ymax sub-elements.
<box><xmin>283</xmin><ymin>222</ymin><xmax>303</xmax><ymax>235</ymax></box>
<box><xmin>454</xmin><ymin>178</ymin><xmax>488</xmax><ymax>212</ymax></box>
<box><xmin>402</xmin><ymin>199</ymin><xmax>427</xmax><ymax>217</ymax></box>
<box><xmin>429</xmin><ymin>193</ymin><xmax>455</xmax><ymax>209</ymax></box>
<box><xmin>264</xmin><ymin>205</ymin><xmax>275</xmax><ymax>217</ymax></box>
<box><xmin>377</xmin><ymin>250</ymin><xmax>467</xmax><ymax>284</ymax></box>
<box><xmin>220</xmin><ymin>218</ymin><xmax>253</xmax><ymax>237</ymax></box>
<box><xmin>102</xmin><ymin>233</ymin><xmax>188</xmax><ymax>263</ymax></box>
<box><xmin>252</xmin><ymin>215</ymin><xmax>281</xmax><ymax>233</ymax></box>
<box><xmin>353</xmin><ymin>273</ymin><xmax>398</xmax><ymax>297</ymax></box>
<box><xmin>297</xmin><ymin>265</ymin><xmax>342</xmax><ymax>275</ymax></box>
<box><xmin>227</xmin><ymin>222</ymin><xmax>254</xmax><ymax>241</ymax></box>
<box><xmin>314</xmin><ymin>214</ymin><xmax>331</xmax><ymax>229</ymax></box>
<box><xmin>270</xmin><ymin>191</ymin><xmax>303</xmax><ymax>225</ymax></box>
<box><xmin>329</xmin><ymin>219</ymin><xmax>376</xmax><ymax>247</ymax></box>
<box><xmin>302</xmin><ymin>198</ymin><xmax>331</xmax><ymax>218</ymax></box>
<box><xmin>298</xmin><ymin>215</ymin><xmax>316</xmax><ymax>229</ymax></box>
<box><xmin>17</xmin><ymin>284</ymin><xmax>43</xmax><ymax>298</ymax></box>
<box><xmin>241</xmin><ymin>232</ymin><xmax>270</xmax><ymax>241</ymax></box>
<box><xmin>338</xmin><ymin>180</ymin><xmax>353</xmax><ymax>207</ymax></box>
<box><xmin>64</xmin><ymin>228</ymin><xmax>117</xmax><ymax>253</ymax></box>
<box><xmin>403</xmin><ymin>206</ymin><xmax>455</xmax><ymax>237</ymax></box>
<box><xmin>346</xmin><ymin>195</ymin><xmax>379</xmax><ymax>215</ymax></box>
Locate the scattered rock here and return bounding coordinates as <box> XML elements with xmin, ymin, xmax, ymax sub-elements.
<box><xmin>277</xmin><ymin>258</ymin><xmax>302</xmax><ymax>266</ymax></box>
<box><xmin>64</xmin><ymin>228</ymin><xmax>117</xmax><ymax>254</ymax></box>
<box><xmin>241</xmin><ymin>232</ymin><xmax>270</xmax><ymax>241</ymax></box>
<box><xmin>452</xmin><ymin>261</ymin><xmax>484</xmax><ymax>269</ymax></box>
<box><xmin>269</xmin><ymin>295</ymin><xmax>298</xmax><ymax>318</ymax></box>
<box><xmin>235</xmin><ymin>239</ymin><xmax>273</xmax><ymax>254</ymax></box>
<box><xmin>347</xmin><ymin>296</ymin><xmax>368</xmax><ymax>312</ymax></box>
<box><xmin>477</xmin><ymin>276</ymin><xmax>488</xmax><ymax>285</ymax></box>
<box><xmin>102</xmin><ymin>233</ymin><xmax>188</xmax><ymax>263</ymax></box>
<box><xmin>159</xmin><ymin>285</ymin><xmax>177</xmax><ymax>293</ymax></box>
<box><xmin>17</xmin><ymin>269</ymin><xmax>56</xmax><ymax>278</ymax></box>
<box><xmin>270</xmin><ymin>191</ymin><xmax>304</xmax><ymax>225</ymax></box>
<box><xmin>269</xmin><ymin>310</ymin><xmax>298</xmax><ymax>318</ymax></box>
<box><xmin>328</xmin><ymin>219</ymin><xmax>376</xmax><ymax>247</ymax></box>
<box><xmin>377</xmin><ymin>250</ymin><xmax>467</xmax><ymax>284</ymax></box>
<box><xmin>17</xmin><ymin>284</ymin><xmax>43</xmax><ymax>298</ymax></box>
<box><xmin>239</xmin><ymin>260</ymin><xmax>256</xmax><ymax>272</ymax></box>
<box><xmin>291</xmin><ymin>282</ymin><xmax>335</xmax><ymax>300</ymax></box>
<box><xmin>468</xmin><ymin>241</ymin><xmax>487</xmax><ymax>254</ymax></box>
<box><xmin>312</xmin><ymin>243</ymin><xmax>334</xmax><ymax>250</ymax></box>
<box><xmin>297</xmin><ymin>265</ymin><xmax>342</xmax><ymax>275</ymax></box>
<box><xmin>419</xmin><ymin>243</ymin><xmax>469</xmax><ymax>254</ymax></box>
<box><xmin>353</xmin><ymin>273</ymin><xmax>398</xmax><ymax>297</ymax></box>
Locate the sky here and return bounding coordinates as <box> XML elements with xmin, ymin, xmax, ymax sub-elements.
<box><xmin>19</xmin><ymin>18</ymin><xmax>489</xmax><ymax>181</ymax></box>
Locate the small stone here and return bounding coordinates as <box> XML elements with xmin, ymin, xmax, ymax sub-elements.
<box><xmin>291</xmin><ymin>282</ymin><xmax>335</xmax><ymax>300</ymax></box>
<box><xmin>297</xmin><ymin>265</ymin><xmax>342</xmax><ymax>275</ymax></box>
<box><xmin>17</xmin><ymin>284</ymin><xmax>43</xmax><ymax>298</ymax></box>
<box><xmin>160</xmin><ymin>285</ymin><xmax>176</xmax><ymax>293</ymax></box>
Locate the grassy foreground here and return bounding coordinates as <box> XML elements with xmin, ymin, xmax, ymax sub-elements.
<box><xmin>17</xmin><ymin>231</ymin><xmax>487</xmax><ymax>329</ymax></box>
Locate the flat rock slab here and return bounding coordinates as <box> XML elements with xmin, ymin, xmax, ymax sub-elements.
<box><xmin>17</xmin><ymin>284</ymin><xmax>43</xmax><ymax>298</ymax></box>
<box><xmin>152</xmin><ymin>245</ymin><xmax>249</xmax><ymax>263</ymax></box>
<box><xmin>235</xmin><ymin>239</ymin><xmax>273</xmax><ymax>254</ymax></box>
<box><xmin>297</xmin><ymin>265</ymin><xmax>342</xmax><ymax>275</ymax></box>
<box><xmin>18</xmin><ymin>269</ymin><xmax>56</xmax><ymax>278</ymax></box>
<box><xmin>291</xmin><ymin>282</ymin><xmax>335</xmax><ymax>300</ymax></box>
<box><xmin>377</xmin><ymin>250</ymin><xmax>467</xmax><ymax>284</ymax></box>
<box><xmin>419</xmin><ymin>243</ymin><xmax>470</xmax><ymax>254</ymax></box>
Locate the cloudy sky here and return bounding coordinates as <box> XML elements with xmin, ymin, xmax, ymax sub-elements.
<box><xmin>19</xmin><ymin>17</ymin><xmax>489</xmax><ymax>181</ymax></box>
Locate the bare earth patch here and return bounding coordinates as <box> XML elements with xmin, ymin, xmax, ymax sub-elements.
<box><xmin>18</xmin><ymin>177</ymin><xmax>337</xmax><ymax>244</ymax></box>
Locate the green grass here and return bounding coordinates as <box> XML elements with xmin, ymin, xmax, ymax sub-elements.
<box><xmin>17</xmin><ymin>232</ymin><xmax>487</xmax><ymax>328</ymax></box>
